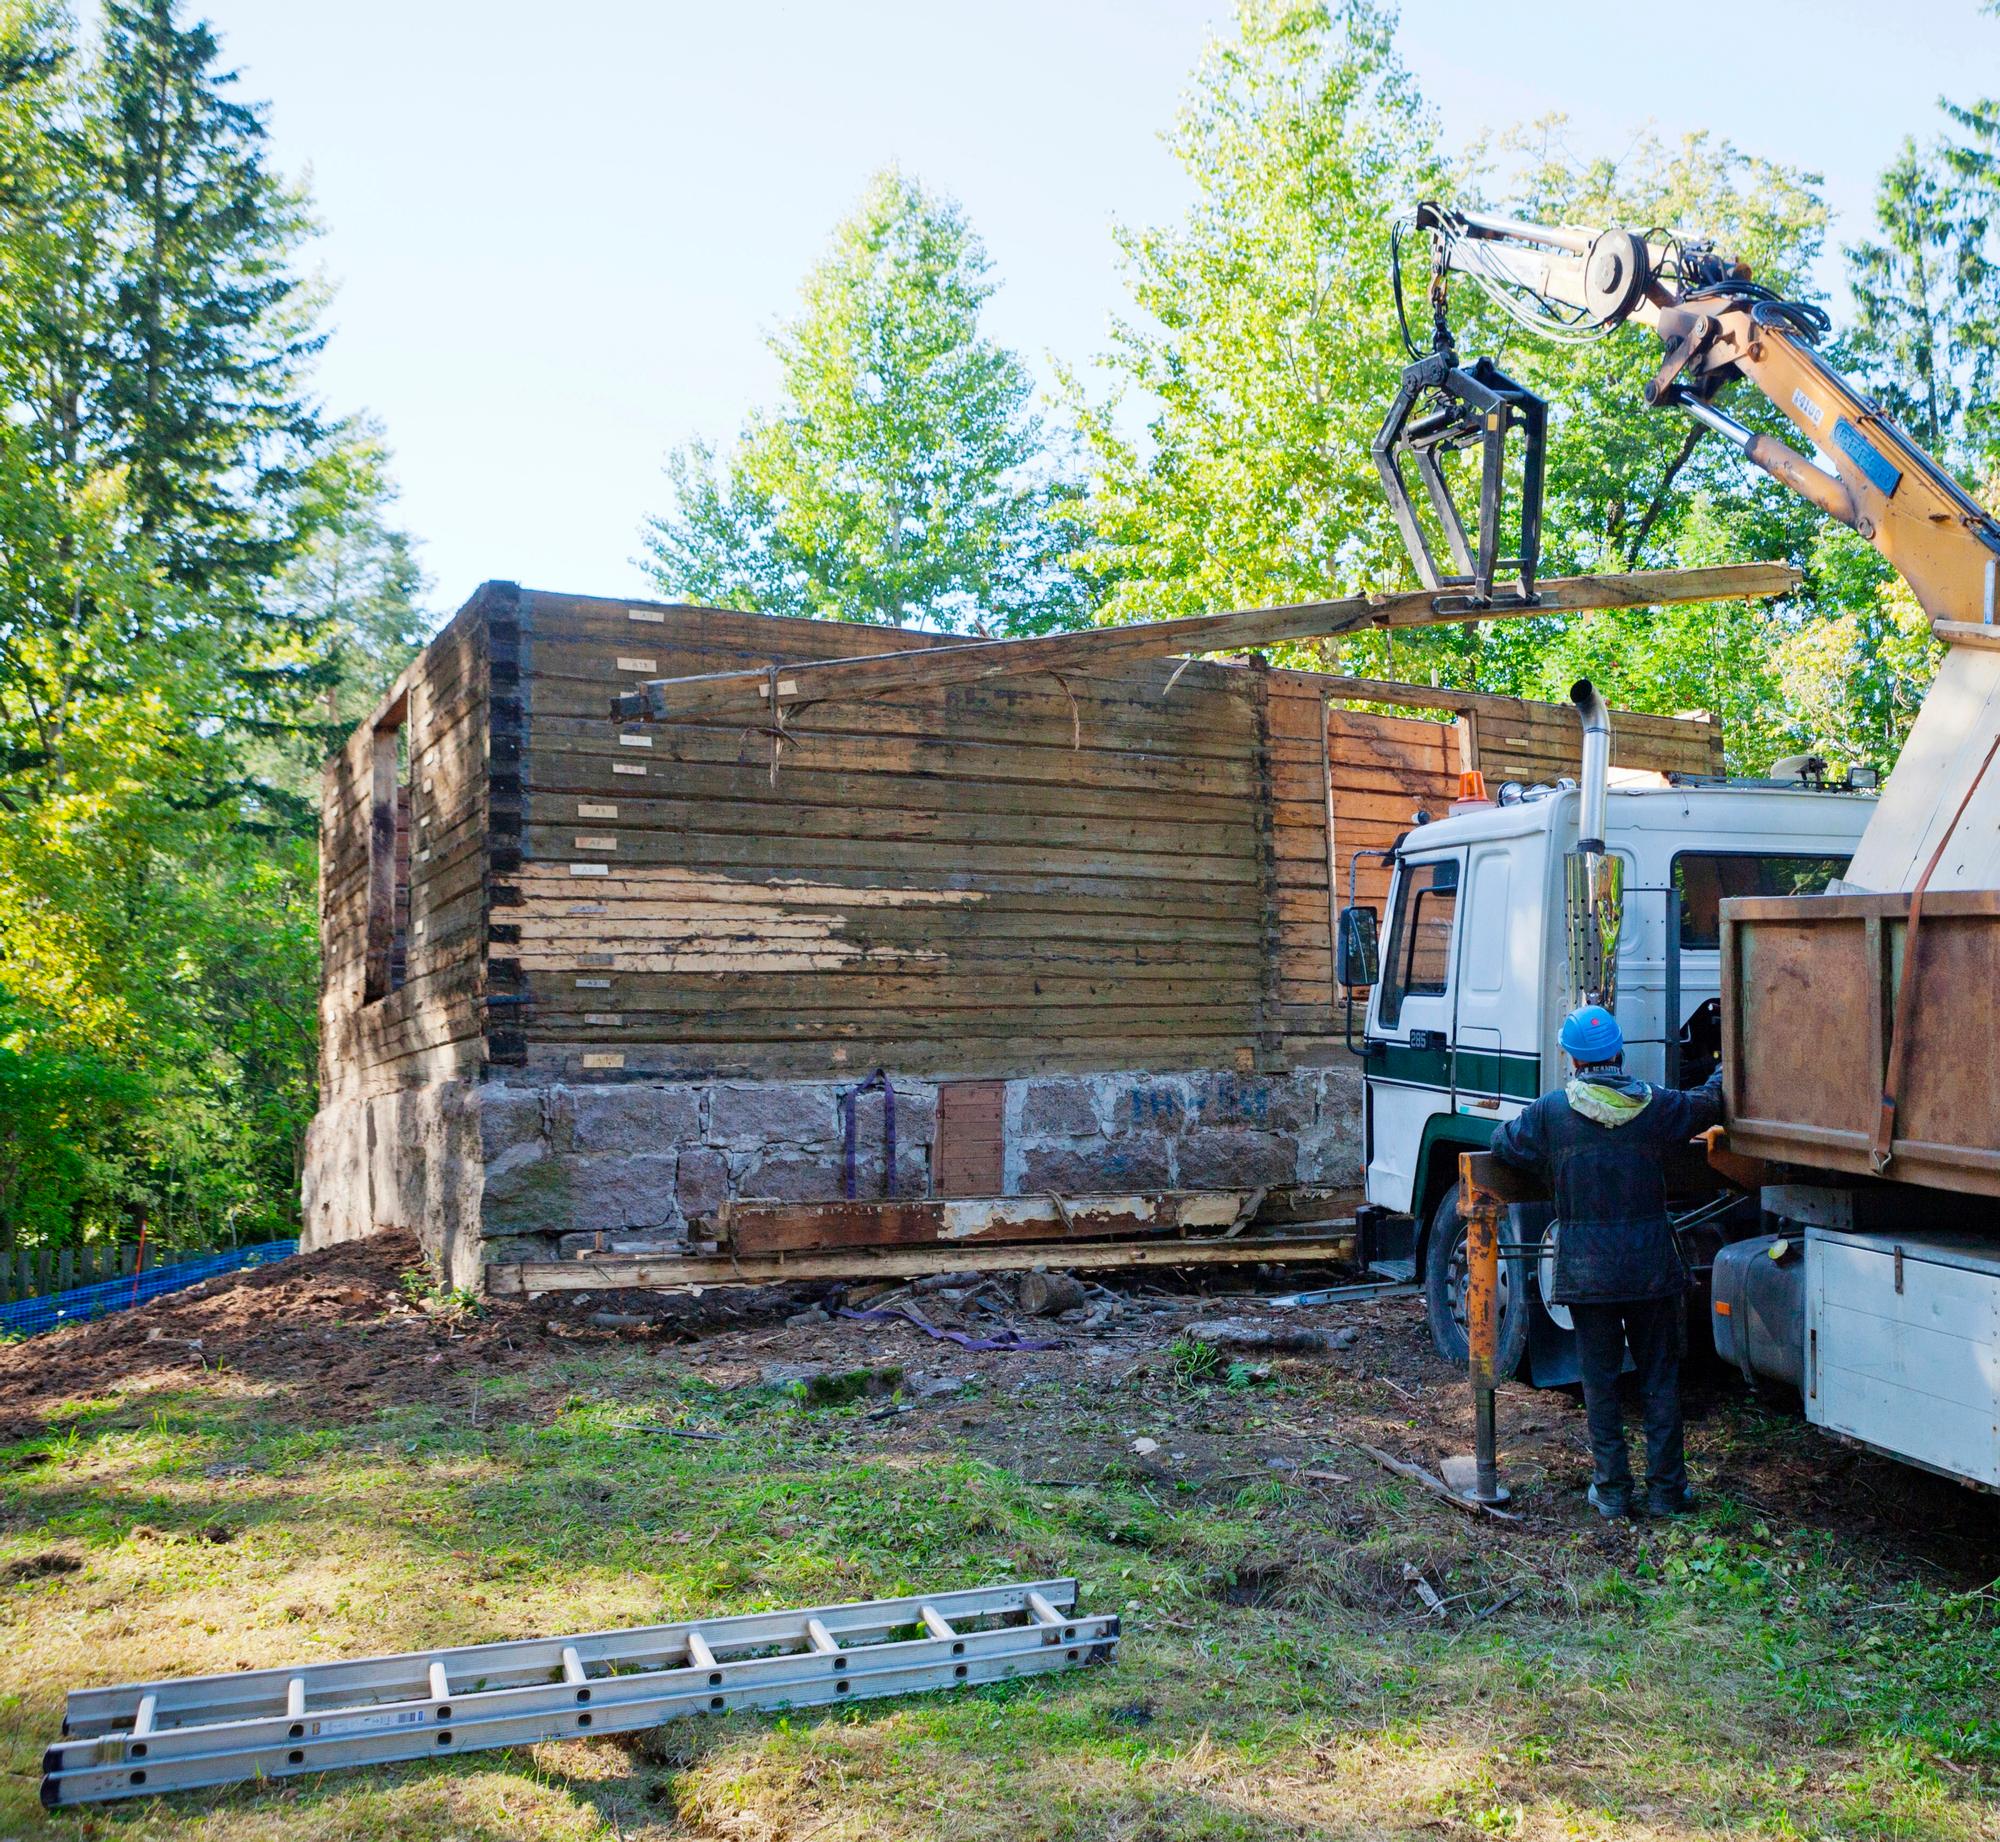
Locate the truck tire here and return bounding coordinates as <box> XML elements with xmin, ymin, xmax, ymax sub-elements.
<box><xmin>1422</xmin><ymin>1187</ymin><xmax>1531</xmax><ymax>1378</ymax></box>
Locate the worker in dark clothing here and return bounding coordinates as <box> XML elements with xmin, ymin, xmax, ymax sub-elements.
<box><xmin>1489</xmin><ymin>1004</ymin><xmax>1724</xmax><ymax>1520</ymax></box>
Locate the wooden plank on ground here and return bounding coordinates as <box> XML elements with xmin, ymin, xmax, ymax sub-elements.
<box><xmin>618</xmin><ymin>565</ymin><xmax>1799</xmax><ymax>722</ymax></box>
<box><xmin>724</xmin><ymin>1190</ymin><xmax>1257</xmax><ymax>1255</ymax></box>
<box><xmin>487</xmin><ymin>1229</ymin><xmax>1361</xmax><ymax>1293</ymax></box>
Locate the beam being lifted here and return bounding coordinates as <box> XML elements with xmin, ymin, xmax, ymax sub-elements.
<box><xmin>612</xmin><ymin>563</ymin><xmax>1800</xmax><ymax>724</ymax></box>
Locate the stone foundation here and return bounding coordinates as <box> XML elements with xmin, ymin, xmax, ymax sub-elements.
<box><xmin>302</xmin><ymin>1063</ymin><xmax>1363</xmax><ymax>1285</ymax></box>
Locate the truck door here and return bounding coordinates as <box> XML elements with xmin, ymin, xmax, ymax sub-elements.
<box><xmin>1451</xmin><ymin>843</ymin><xmax>1537</xmax><ymax>1124</ymax></box>
<box><xmin>1364</xmin><ymin>852</ymin><xmax>1464</xmax><ymax>1213</ymax></box>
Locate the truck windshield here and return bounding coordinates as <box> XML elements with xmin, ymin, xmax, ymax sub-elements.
<box><xmin>1673</xmin><ymin>851</ymin><xmax>1851</xmax><ymax>950</ymax></box>
<box><xmin>1377</xmin><ymin>857</ymin><xmax>1459</xmax><ymax>1028</ymax></box>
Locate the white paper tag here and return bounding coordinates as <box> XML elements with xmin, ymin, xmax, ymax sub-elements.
<box><xmin>309</xmin><ymin>1708</ymin><xmax>428</xmax><ymax>1739</ymax></box>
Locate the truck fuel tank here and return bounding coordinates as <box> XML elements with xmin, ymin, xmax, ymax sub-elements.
<box><xmin>1711</xmin><ymin>1234</ymin><xmax>1806</xmax><ymax>1391</ymax></box>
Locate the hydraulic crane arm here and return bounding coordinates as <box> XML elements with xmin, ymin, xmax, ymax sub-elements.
<box><xmin>1417</xmin><ymin>202</ymin><xmax>2000</xmax><ymax>635</ymax></box>
<box><xmin>1397</xmin><ymin>202</ymin><xmax>2000</xmax><ymax>894</ymax></box>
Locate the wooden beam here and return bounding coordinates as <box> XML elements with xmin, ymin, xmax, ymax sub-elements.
<box><xmin>614</xmin><ymin>564</ymin><xmax>1799</xmax><ymax>723</ymax></box>
<box><xmin>1931</xmin><ymin>618</ymin><xmax>2000</xmax><ymax>655</ymax></box>
<box><xmin>486</xmin><ymin>1228</ymin><xmax>1360</xmax><ymax>1294</ymax></box>
<box><xmin>1306</xmin><ymin>672</ymin><xmax>1718</xmax><ymax>736</ymax></box>
<box><xmin>724</xmin><ymin>1189</ymin><xmax>1257</xmax><ymax>1256</ymax></box>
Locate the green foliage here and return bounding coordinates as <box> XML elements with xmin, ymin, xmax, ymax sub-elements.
<box><xmin>643</xmin><ymin>167</ymin><xmax>1091</xmax><ymax>634</ymax></box>
<box><xmin>1064</xmin><ymin>0</ymin><xmax>1449</xmax><ymax>626</ymax></box>
<box><xmin>1166</xmin><ymin>1334</ymin><xmax>1222</xmax><ymax>1388</ymax></box>
<box><xmin>94</xmin><ymin>0</ymin><xmax>325</xmax><ymax>592</ymax></box>
<box><xmin>1847</xmin><ymin>135</ymin><xmax>1998</xmax><ymax>472</ymax></box>
<box><xmin>399</xmin><ymin>1265</ymin><xmax>483</xmax><ymax>1321</ymax></box>
<box><xmin>0</xmin><ymin>1</ymin><xmax>420</xmax><ymax>1247</ymax></box>
<box><xmin>1063</xmin><ymin>3</ymin><xmax>1969</xmax><ymax>777</ymax></box>
<box><xmin>0</xmin><ymin>1021</ymin><xmax>144</xmax><ymax>1240</ymax></box>
<box><xmin>1364</xmin><ymin>123</ymin><xmax>1836</xmax><ymax>748</ymax></box>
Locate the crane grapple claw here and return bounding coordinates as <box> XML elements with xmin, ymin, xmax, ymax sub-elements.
<box><xmin>1372</xmin><ymin>349</ymin><xmax>1547</xmax><ymax>606</ymax></box>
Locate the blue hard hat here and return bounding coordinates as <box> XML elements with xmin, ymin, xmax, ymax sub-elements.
<box><xmin>1560</xmin><ymin>1004</ymin><xmax>1623</xmax><ymax>1064</ymax></box>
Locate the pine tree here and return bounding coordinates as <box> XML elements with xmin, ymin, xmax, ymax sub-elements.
<box><xmin>1845</xmin><ymin>137</ymin><xmax>1992</xmax><ymax>464</ymax></box>
<box><xmin>0</xmin><ymin>2</ymin><xmax>402</xmax><ymax>1245</ymax></box>
<box><xmin>96</xmin><ymin>0</ymin><xmax>324</xmax><ymax>594</ymax></box>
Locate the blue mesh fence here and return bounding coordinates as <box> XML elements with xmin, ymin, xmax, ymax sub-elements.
<box><xmin>0</xmin><ymin>1241</ymin><xmax>297</xmax><ymax>1339</ymax></box>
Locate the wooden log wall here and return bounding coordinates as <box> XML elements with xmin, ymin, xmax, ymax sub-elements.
<box><xmin>318</xmin><ymin>582</ymin><xmax>515</xmax><ymax>1103</ymax></box>
<box><xmin>316</xmin><ymin>587</ymin><xmax>1729</xmax><ymax>1098</ymax></box>
<box><xmin>1305</xmin><ymin>683</ymin><xmax>1726</xmax><ymax>976</ymax></box>
<box><xmin>504</xmin><ymin>592</ymin><xmax>1271</xmax><ymax>1081</ymax></box>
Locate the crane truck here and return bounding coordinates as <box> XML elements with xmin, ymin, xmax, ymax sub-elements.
<box><xmin>1342</xmin><ymin>203</ymin><xmax>2000</xmax><ymax>1492</ymax></box>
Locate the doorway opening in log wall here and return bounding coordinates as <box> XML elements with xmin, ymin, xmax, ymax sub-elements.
<box><xmin>364</xmin><ymin>693</ymin><xmax>412</xmax><ymax>1005</ymax></box>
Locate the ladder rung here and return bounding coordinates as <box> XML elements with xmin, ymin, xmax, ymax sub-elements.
<box><xmin>560</xmin><ymin>1647</ymin><xmax>587</xmax><ymax>1688</ymax></box>
<box><xmin>428</xmin><ymin>1663</ymin><xmax>449</xmax><ymax>1703</ymax></box>
<box><xmin>284</xmin><ymin>1678</ymin><xmax>305</xmax><ymax>1719</ymax></box>
<box><xmin>918</xmin><ymin>1605</ymin><xmax>956</xmax><ymax>1642</ymax></box>
<box><xmin>131</xmin><ymin>1695</ymin><xmax>156</xmax><ymax>1739</ymax></box>
<box><xmin>685</xmin><ymin>1631</ymin><xmax>716</xmax><ymax>1673</ymax></box>
<box><xmin>1025</xmin><ymin>1591</ymin><xmax>1077</xmax><ymax>1645</ymax></box>
<box><xmin>805</xmin><ymin>1618</ymin><xmax>843</xmax><ymax>1660</ymax></box>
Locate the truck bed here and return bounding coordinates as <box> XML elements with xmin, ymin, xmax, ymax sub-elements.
<box><xmin>1719</xmin><ymin>888</ymin><xmax>2000</xmax><ymax>1197</ymax></box>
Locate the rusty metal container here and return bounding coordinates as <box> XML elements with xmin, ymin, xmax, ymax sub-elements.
<box><xmin>1719</xmin><ymin>889</ymin><xmax>2000</xmax><ymax>1198</ymax></box>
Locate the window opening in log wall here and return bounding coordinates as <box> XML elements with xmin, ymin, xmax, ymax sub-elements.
<box><xmin>364</xmin><ymin>694</ymin><xmax>412</xmax><ymax>1004</ymax></box>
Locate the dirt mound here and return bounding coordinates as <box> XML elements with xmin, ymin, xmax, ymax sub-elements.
<box><xmin>0</xmin><ymin>1233</ymin><xmax>534</xmax><ymax>1438</ymax></box>
<box><xmin>0</xmin><ymin>1234</ymin><xmax>833</xmax><ymax>1442</ymax></box>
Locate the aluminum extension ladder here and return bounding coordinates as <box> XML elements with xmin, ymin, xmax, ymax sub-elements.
<box><xmin>43</xmin><ymin>1578</ymin><xmax>1116</xmax><ymax>1808</ymax></box>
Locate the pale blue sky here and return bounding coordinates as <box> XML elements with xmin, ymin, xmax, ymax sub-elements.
<box><xmin>198</xmin><ymin>0</ymin><xmax>1990</xmax><ymax>616</ymax></box>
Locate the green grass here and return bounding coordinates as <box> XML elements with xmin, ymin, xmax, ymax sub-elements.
<box><xmin>2</xmin><ymin>1347</ymin><xmax>1995</xmax><ymax>1840</ymax></box>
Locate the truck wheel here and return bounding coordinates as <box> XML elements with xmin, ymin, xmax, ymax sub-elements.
<box><xmin>1423</xmin><ymin>1187</ymin><xmax>1531</xmax><ymax>1377</ymax></box>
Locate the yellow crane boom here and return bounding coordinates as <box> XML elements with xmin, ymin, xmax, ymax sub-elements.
<box><xmin>1409</xmin><ymin>203</ymin><xmax>2000</xmax><ymax>894</ymax></box>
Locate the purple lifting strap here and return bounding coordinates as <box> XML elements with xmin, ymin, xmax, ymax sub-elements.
<box><xmin>842</xmin><ymin>1067</ymin><xmax>897</xmax><ymax>1200</ymax></box>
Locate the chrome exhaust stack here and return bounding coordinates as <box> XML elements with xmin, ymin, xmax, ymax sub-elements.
<box><xmin>1572</xmin><ymin>678</ymin><xmax>1610</xmax><ymax>851</ymax></box>
<box><xmin>1564</xmin><ymin>679</ymin><xmax>1622</xmax><ymax>1012</ymax></box>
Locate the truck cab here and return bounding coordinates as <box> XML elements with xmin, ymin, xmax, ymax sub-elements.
<box><xmin>1346</xmin><ymin>774</ymin><xmax>1874</xmax><ymax>1375</ymax></box>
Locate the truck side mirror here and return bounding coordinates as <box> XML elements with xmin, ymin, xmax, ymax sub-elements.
<box><xmin>1336</xmin><ymin>905</ymin><xmax>1380</xmax><ymax>989</ymax></box>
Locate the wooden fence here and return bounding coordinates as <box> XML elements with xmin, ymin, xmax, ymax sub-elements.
<box><xmin>0</xmin><ymin>1245</ymin><xmax>228</xmax><ymax>1305</ymax></box>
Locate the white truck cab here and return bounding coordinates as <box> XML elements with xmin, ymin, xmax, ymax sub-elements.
<box><xmin>1343</xmin><ymin>770</ymin><xmax>1875</xmax><ymax>1374</ymax></box>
